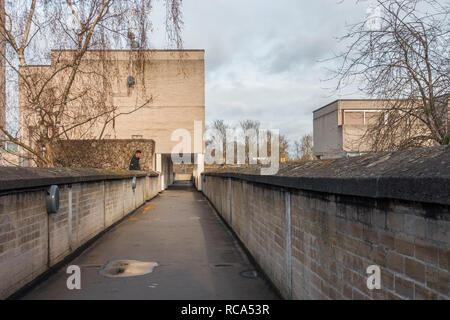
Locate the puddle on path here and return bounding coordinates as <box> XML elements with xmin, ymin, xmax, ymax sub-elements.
<box><xmin>240</xmin><ymin>270</ymin><xmax>258</xmax><ymax>279</ymax></box>
<box><xmin>99</xmin><ymin>260</ymin><xmax>159</xmax><ymax>278</ymax></box>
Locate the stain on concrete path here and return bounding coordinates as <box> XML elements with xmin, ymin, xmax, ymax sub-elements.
<box><xmin>99</xmin><ymin>260</ymin><xmax>159</xmax><ymax>278</ymax></box>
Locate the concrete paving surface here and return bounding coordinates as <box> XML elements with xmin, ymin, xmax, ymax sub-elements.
<box><xmin>22</xmin><ymin>182</ymin><xmax>280</xmax><ymax>300</ymax></box>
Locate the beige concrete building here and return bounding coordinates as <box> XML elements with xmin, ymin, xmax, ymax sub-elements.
<box><xmin>17</xmin><ymin>49</ymin><xmax>205</xmax><ymax>189</ymax></box>
<box><xmin>314</xmin><ymin>100</ymin><xmax>385</xmax><ymax>159</ymax></box>
<box><xmin>314</xmin><ymin>100</ymin><xmax>392</xmax><ymax>159</ymax></box>
<box><xmin>313</xmin><ymin>99</ymin><xmax>449</xmax><ymax>159</ymax></box>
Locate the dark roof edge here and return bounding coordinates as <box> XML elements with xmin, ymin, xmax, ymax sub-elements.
<box><xmin>202</xmin><ymin>173</ymin><xmax>450</xmax><ymax>206</ymax></box>
<box><xmin>311</xmin><ymin>97</ymin><xmax>446</xmax><ymax>114</ymax></box>
<box><xmin>312</xmin><ymin>100</ymin><xmax>339</xmax><ymax>114</ymax></box>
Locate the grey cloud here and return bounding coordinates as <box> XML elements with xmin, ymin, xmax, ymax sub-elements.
<box><xmin>261</xmin><ymin>35</ymin><xmax>333</xmax><ymax>74</ymax></box>
<box><xmin>175</xmin><ymin>0</ymin><xmax>370</xmax><ymax>141</ymax></box>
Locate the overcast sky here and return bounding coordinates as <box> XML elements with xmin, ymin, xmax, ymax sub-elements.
<box><xmin>149</xmin><ymin>0</ymin><xmax>371</xmax><ymax>142</ymax></box>
<box><xmin>5</xmin><ymin>0</ymin><xmax>372</xmax><ymax>143</ymax></box>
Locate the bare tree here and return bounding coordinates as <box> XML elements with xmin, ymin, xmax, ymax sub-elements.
<box><xmin>0</xmin><ymin>0</ymin><xmax>184</xmax><ymax>167</ymax></box>
<box><xmin>212</xmin><ymin>119</ymin><xmax>228</xmax><ymax>159</ymax></box>
<box><xmin>293</xmin><ymin>133</ymin><xmax>315</xmax><ymax>161</ymax></box>
<box><xmin>204</xmin><ymin>119</ymin><xmax>230</xmax><ymax>164</ymax></box>
<box><xmin>333</xmin><ymin>0</ymin><xmax>450</xmax><ymax>151</ymax></box>
<box><xmin>239</xmin><ymin>119</ymin><xmax>260</xmax><ymax>133</ymax></box>
<box><xmin>279</xmin><ymin>134</ymin><xmax>290</xmax><ymax>162</ymax></box>
<box><xmin>239</xmin><ymin>119</ymin><xmax>260</xmax><ymax>164</ymax></box>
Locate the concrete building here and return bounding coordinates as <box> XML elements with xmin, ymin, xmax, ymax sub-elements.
<box><xmin>313</xmin><ymin>99</ymin><xmax>449</xmax><ymax>159</ymax></box>
<box><xmin>17</xmin><ymin>50</ymin><xmax>205</xmax><ymax>190</ymax></box>
<box><xmin>313</xmin><ymin>100</ymin><xmax>388</xmax><ymax>159</ymax></box>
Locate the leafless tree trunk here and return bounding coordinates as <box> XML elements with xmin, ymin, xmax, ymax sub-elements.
<box><xmin>279</xmin><ymin>134</ymin><xmax>290</xmax><ymax>162</ymax></box>
<box><xmin>211</xmin><ymin>119</ymin><xmax>229</xmax><ymax>161</ymax></box>
<box><xmin>240</xmin><ymin>119</ymin><xmax>260</xmax><ymax>164</ymax></box>
<box><xmin>332</xmin><ymin>0</ymin><xmax>450</xmax><ymax>151</ymax></box>
<box><xmin>208</xmin><ymin>119</ymin><xmax>288</xmax><ymax>165</ymax></box>
<box><xmin>294</xmin><ymin>133</ymin><xmax>315</xmax><ymax>160</ymax></box>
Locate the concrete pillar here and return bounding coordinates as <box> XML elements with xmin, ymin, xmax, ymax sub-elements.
<box><xmin>194</xmin><ymin>153</ymin><xmax>204</xmax><ymax>191</ymax></box>
<box><xmin>169</xmin><ymin>157</ymin><xmax>174</xmax><ymax>186</ymax></box>
<box><xmin>156</xmin><ymin>153</ymin><xmax>164</xmax><ymax>191</ymax></box>
<box><xmin>156</xmin><ymin>153</ymin><xmax>162</xmax><ymax>172</ymax></box>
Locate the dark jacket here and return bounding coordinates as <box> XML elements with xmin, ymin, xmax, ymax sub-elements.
<box><xmin>129</xmin><ymin>155</ymin><xmax>141</xmax><ymax>171</ymax></box>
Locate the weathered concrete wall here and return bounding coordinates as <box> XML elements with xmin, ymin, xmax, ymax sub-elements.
<box><xmin>313</xmin><ymin>101</ymin><xmax>341</xmax><ymax>159</ymax></box>
<box><xmin>156</xmin><ymin>154</ymin><xmax>173</xmax><ymax>191</ymax></box>
<box><xmin>146</xmin><ymin>175</ymin><xmax>160</xmax><ymax>201</ymax></box>
<box><xmin>162</xmin><ymin>154</ymin><xmax>173</xmax><ymax>190</ymax></box>
<box><xmin>202</xmin><ymin>147</ymin><xmax>450</xmax><ymax>300</ymax></box>
<box><xmin>0</xmin><ymin>168</ymin><xmax>159</xmax><ymax>299</ymax></box>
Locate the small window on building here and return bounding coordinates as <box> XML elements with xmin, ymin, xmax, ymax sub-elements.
<box><xmin>132</xmin><ymin>135</ymin><xmax>143</xmax><ymax>139</ymax></box>
<box><xmin>5</xmin><ymin>142</ymin><xmax>19</xmax><ymax>152</ymax></box>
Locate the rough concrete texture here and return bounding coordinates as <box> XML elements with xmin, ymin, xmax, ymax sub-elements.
<box><xmin>20</xmin><ymin>183</ymin><xmax>279</xmax><ymax>300</ymax></box>
<box><xmin>204</xmin><ymin>146</ymin><xmax>450</xmax><ymax>205</ymax></box>
<box><xmin>0</xmin><ymin>167</ymin><xmax>158</xmax><ymax>192</ymax></box>
<box><xmin>206</xmin><ymin>146</ymin><xmax>450</xmax><ymax>179</ymax></box>
<box><xmin>202</xmin><ymin>171</ymin><xmax>450</xmax><ymax>300</ymax></box>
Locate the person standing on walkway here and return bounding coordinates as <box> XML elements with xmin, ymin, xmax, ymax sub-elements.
<box><xmin>129</xmin><ymin>150</ymin><xmax>142</xmax><ymax>171</ymax></box>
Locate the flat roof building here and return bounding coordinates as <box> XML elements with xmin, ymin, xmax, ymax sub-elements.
<box><xmin>313</xmin><ymin>98</ymin><xmax>449</xmax><ymax>160</ymax></box>
<box><xmin>313</xmin><ymin>100</ymin><xmax>388</xmax><ymax>159</ymax></box>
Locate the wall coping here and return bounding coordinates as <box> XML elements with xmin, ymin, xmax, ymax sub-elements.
<box><xmin>0</xmin><ymin>167</ymin><xmax>159</xmax><ymax>192</ymax></box>
<box><xmin>203</xmin><ymin>146</ymin><xmax>450</xmax><ymax>206</ymax></box>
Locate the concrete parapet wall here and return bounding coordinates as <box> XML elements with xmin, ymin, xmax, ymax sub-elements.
<box><xmin>202</xmin><ymin>146</ymin><xmax>450</xmax><ymax>300</ymax></box>
<box><xmin>0</xmin><ymin>168</ymin><xmax>159</xmax><ymax>299</ymax></box>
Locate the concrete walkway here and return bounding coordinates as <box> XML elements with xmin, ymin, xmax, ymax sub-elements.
<box><xmin>22</xmin><ymin>183</ymin><xmax>279</xmax><ymax>300</ymax></box>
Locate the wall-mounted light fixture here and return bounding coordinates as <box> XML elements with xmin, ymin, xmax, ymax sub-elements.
<box><xmin>132</xmin><ymin>177</ymin><xmax>137</xmax><ymax>190</ymax></box>
<box><xmin>127</xmin><ymin>75</ymin><xmax>136</xmax><ymax>88</ymax></box>
<box><xmin>46</xmin><ymin>185</ymin><xmax>60</xmax><ymax>214</ymax></box>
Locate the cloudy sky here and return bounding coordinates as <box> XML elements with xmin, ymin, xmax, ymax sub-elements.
<box><xmin>5</xmin><ymin>0</ymin><xmax>373</xmax><ymax>143</ymax></box>
<box><xmin>148</xmin><ymin>0</ymin><xmax>372</xmax><ymax>143</ymax></box>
